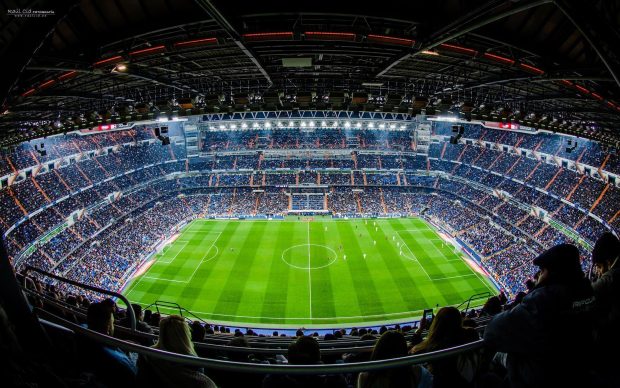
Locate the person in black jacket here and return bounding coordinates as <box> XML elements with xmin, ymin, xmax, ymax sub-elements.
<box><xmin>590</xmin><ymin>232</ymin><xmax>620</xmax><ymax>386</ymax></box>
<box><xmin>483</xmin><ymin>243</ymin><xmax>596</xmax><ymax>388</ymax></box>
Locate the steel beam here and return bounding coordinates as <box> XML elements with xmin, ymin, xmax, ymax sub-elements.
<box><xmin>376</xmin><ymin>0</ymin><xmax>553</xmax><ymax>77</ymax></box>
<box><xmin>193</xmin><ymin>0</ymin><xmax>272</xmax><ymax>85</ymax></box>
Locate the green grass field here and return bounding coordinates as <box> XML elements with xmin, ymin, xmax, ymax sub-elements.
<box><xmin>123</xmin><ymin>217</ymin><xmax>497</xmax><ymax>328</ymax></box>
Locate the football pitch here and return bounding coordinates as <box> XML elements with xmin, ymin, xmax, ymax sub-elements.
<box><xmin>123</xmin><ymin>217</ymin><xmax>497</xmax><ymax>328</ymax></box>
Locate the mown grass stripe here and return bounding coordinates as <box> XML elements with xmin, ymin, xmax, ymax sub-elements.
<box><xmin>210</xmin><ymin>221</ymin><xmax>267</xmax><ymax>318</ymax></box>
<box><xmin>259</xmin><ymin>221</ymin><xmax>293</xmax><ymax>321</ymax></box>
<box><xmin>337</xmin><ymin>221</ymin><xmax>386</xmax><ymax>317</ymax></box>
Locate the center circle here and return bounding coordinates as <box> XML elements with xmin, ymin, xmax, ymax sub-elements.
<box><xmin>281</xmin><ymin>244</ymin><xmax>338</xmax><ymax>270</ymax></box>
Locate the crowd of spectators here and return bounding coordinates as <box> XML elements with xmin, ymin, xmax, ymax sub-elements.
<box><xmin>0</xmin><ymin>123</ymin><xmax>617</xmax><ymax>315</ymax></box>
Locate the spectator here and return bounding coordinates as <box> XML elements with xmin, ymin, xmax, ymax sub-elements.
<box><xmin>119</xmin><ymin>304</ymin><xmax>153</xmax><ymax>333</ymax></box>
<box><xmin>479</xmin><ymin>296</ymin><xmax>502</xmax><ymax>317</ymax></box>
<box><xmin>358</xmin><ymin>330</ymin><xmax>432</xmax><ymax>388</ymax></box>
<box><xmin>483</xmin><ymin>244</ymin><xmax>596</xmax><ymax>388</ymax></box>
<box><xmin>191</xmin><ymin>321</ymin><xmax>206</xmax><ymax>343</ymax></box>
<box><xmin>590</xmin><ymin>232</ymin><xmax>620</xmax><ymax>385</ymax></box>
<box><xmin>80</xmin><ymin>302</ymin><xmax>137</xmax><ymax>385</ymax></box>
<box><xmin>411</xmin><ymin>307</ymin><xmax>477</xmax><ymax>387</ymax></box>
<box><xmin>262</xmin><ymin>336</ymin><xmax>347</xmax><ymax>388</ymax></box>
<box><xmin>137</xmin><ymin>315</ymin><xmax>217</xmax><ymax>388</ymax></box>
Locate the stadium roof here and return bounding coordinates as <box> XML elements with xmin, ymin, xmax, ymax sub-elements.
<box><xmin>1</xmin><ymin>0</ymin><xmax>619</xmax><ymax>146</ymax></box>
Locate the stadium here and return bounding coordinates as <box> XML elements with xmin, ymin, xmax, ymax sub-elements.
<box><xmin>0</xmin><ymin>1</ymin><xmax>619</xmax><ymax>387</ymax></box>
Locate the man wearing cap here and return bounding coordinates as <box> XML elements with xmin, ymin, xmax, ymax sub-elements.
<box><xmin>591</xmin><ymin>232</ymin><xmax>620</xmax><ymax>384</ymax></box>
<box><xmin>483</xmin><ymin>243</ymin><xmax>596</xmax><ymax>388</ymax></box>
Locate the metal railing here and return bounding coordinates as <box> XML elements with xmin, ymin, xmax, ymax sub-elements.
<box><xmin>24</xmin><ymin>266</ymin><xmax>137</xmax><ymax>332</ymax></box>
<box><xmin>41</xmin><ymin>313</ymin><xmax>485</xmax><ymax>375</ymax></box>
<box><xmin>456</xmin><ymin>292</ymin><xmax>492</xmax><ymax>313</ymax></box>
<box><xmin>144</xmin><ymin>300</ymin><xmax>209</xmax><ymax>325</ymax></box>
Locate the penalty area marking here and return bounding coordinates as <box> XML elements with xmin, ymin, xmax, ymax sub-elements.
<box><xmin>394</xmin><ymin>231</ymin><xmax>474</xmax><ymax>281</ymax></box>
<box><xmin>397</xmin><ymin>230</ymin><xmax>462</xmax><ymax>262</ymax></box>
<box><xmin>136</xmin><ymin>232</ymin><xmax>222</xmax><ymax>284</ymax></box>
<box><xmin>158</xmin><ymin>240</ymin><xmax>192</xmax><ymax>264</ymax></box>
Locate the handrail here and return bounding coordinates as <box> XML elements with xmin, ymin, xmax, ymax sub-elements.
<box><xmin>25</xmin><ymin>266</ymin><xmax>137</xmax><ymax>332</ymax></box>
<box><xmin>145</xmin><ymin>300</ymin><xmax>209</xmax><ymax>325</ymax></box>
<box><xmin>41</xmin><ymin>313</ymin><xmax>485</xmax><ymax>375</ymax></box>
<box><xmin>456</xmin><ymin>292</ymin><xmax>492</xmax><ymax>313</ymax></box>
<box><xmin>31</xmin><ymin>300</ymin><xmax>379</xmax><ymax>355</ymax></box>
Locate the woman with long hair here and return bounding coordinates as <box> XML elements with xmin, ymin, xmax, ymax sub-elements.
<box><xmin>411</xmin><ymin>307</ymin><xmax>477</xmax><ymax>388</ymax></box>
<box><xmin>137</xmin><ymin>315</ymin><xmax>217</xmax><ymax>388</ymax></box>
<box><xmin>358</xmin><ymin>331</ymin><xmax>432</xmax><ymax>388</ymax></box>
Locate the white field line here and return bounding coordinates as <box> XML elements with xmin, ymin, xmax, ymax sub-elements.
<box><xmin>143</xmin><ymin>276</ymin><xmax>188</xmax><ymax>283</ymax></box>
<box><xmin>143</xmin><ymin>305</ymin><xmax>428</xmax><ymax>320</ymax></box>
<box><xmin>187</xmin><ymin>232</ymin><xmax>223</xmax><ymax>283</ymax></box>
<box><xmin>423</xmin><ymin>235</ymin><xmax>463</xmax><ymax>263</ymax></box>
<box><xmin>418</xmin><ymin>231</ymin><xmax>498</xmax><ymax>287</ymax></box>
<box><xmin>396</xmin><ymin>230</ymin><xmax>475</xmax><ymax>281</ymax></box>
<box><xmin>158</xmin><ymin>240</ymin><xmax>191</xmax><ymax>264</ymax></box>
<box><xmin>133</xmin><ymin>232</ymin><xmax>221</xmax><ymax>284</ymax></box>
<box><xmin>432</xmin><ymin>274</ymin><xmax>477</xmax><ymax>280</ymax></box>
<box><xmin>307</xmin><ymin>222</ymin><xmax>312</xmax><ymax>319</ymax></box>
<box><xmin>394</xmin><ymin>233</ymin><xmax>432</xmax><ymax>281</ymax></box>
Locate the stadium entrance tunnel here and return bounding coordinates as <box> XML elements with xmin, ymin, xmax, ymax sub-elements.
<box><xmin>281</xmin><ymin>244</ymin><xmax>338</xmax><ymax>269</ymax></box>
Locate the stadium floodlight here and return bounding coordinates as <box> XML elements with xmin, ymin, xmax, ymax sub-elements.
<box><xmin>157</xmin><ymin>117</ymin><xmax>169</xmax><ymax>122</ymax></box>
<box><xmin>277</xmin><ymin>121</ymin><xmax>283</xmax><ymax>127</ymax></box>
<box><xmin>300</xmin><ymin>121</ymin><xmax>307</xmax><ymax>127</ymax></box>
<box><xmin>379</xmin><ymin>123</ymin><xmax>386</xmax><ymax>129</ymax></box>
<box><xmin>344</xmin><ymin>121</ymin><xmax>351</xmax><ymax>128</ymax></box>
<box><xmin>288</xmin><ymin>121</ymin><xmax>294</xmax><ymax>127</ymax></box>
<box><xmin>309</xmin><ymin>121</ymin><xmax>315</xmax><ymax>127</ymax></box>
<box><xmin>265</xmin><ymin>121</ymin><xmax>272</xmax><ymax>128</ymax></box>
<box><xmin>356</xmin><ymin>122</ymin><xmax>362</xmax><ymax>128</ymax></box>
<box><xmin>368</xmin><ymin>122</ymin><xmax>374</xmax><ymax>128</ymax></box>
<box><xmin>332</xmin><ymin>121</ymin><xmax>338</xmax><ymax>127</ymax></box>
<box><xmin>219</xmin><ymin>124</ymin><xmax>226</xmax><ymax>130</ymax></box>
<box><xmin>252</xmin><ymin>122</ymin><xmax>259</xmax><ymax>128</ymax></box>
<box><xmin>400</xmin><ymin>125</ymin><xmax>406</xmax><ymax>130</ymax></box>
<box><xmin>321</xmin><ymin>121</ymin><xmax>327</xmax><ymax>127</ymax></box>
<box><xmin>230</xmin><ymin>124</ymin><xmax>237</xmax><ymax>130</ymax></box>
<box><xmin>389</xmin><ymin>124</ymin><xmax>396</xmax><ymax>129</ymax></box>
<box><xmin>241</xmin><ymin>122</ymin><xmax>248</xmax><ymax>129</ymax></box>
